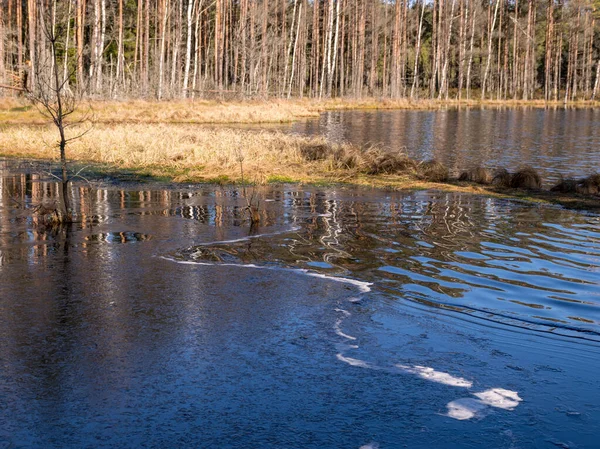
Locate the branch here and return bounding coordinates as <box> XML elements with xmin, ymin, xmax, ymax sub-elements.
<box><xmin>68</xmin><ymin>165</ymin><xmax>92</xmax><ymax>184</ymax></box>
<box><xmin>0</xmin><ymin>84</ymin><xmax>26</xmax><ymax>92</ymax></box>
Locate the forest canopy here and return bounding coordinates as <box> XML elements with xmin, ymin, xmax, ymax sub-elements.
<box><xmin>0</xmin><ymin>0</ymin><xmax>599</xmax><ymax>101</ymax></box>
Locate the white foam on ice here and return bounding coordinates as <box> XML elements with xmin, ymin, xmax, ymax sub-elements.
<box><xmin>445</xmin><ymin>388</ymin><xmax>522</xmax><ymax>420</ymax></box>
<box><xmin>359</xmin><ymin>443</ymin><xmax>380</xmax><ymax>449</ymax></box>
<box><xmin>446</xmin><ymin>398</ymin><xmax>488</xmax><ymax>420</ymax></box>
<box><xmin>473</xmin><ymin>388</ymin><xmax>522</xmax><ymax>410</ymax></box>
<box><xmin>395</xmin><ymin>364</ymin><xmax>473</xmax><ymax>388</ymax></box>
<box><xmin>334</xmin><ymin>309</ymin><xmax>357</xmax><ymax>340</ymax></box>
<box><xmin>334</xmin><ymin>319</ymin><xmax>357</xmax><ymax>341</ymax></box>
<box><xmin>162</xmin><ymin>256</ymin><xmax>372</xmax><ymax>293</ymax></box>
<box><xmin>336</xmin><ymin>354</ymin><xmax>373</xmax><ymax>369</ymax></box>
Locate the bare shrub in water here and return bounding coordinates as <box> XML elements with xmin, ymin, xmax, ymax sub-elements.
<box><xmin>459</xmin><ymin>167</ymin><xmax>493</xmax><ymax>185</ymax></box>
<box><xmin>418</xmin><ymin>160</ymin><xmax>449</xmax><ymax>182</ymax></box>
<box><xmin>492</xmin><ymin>168</ymin><xmax>512</xmax><ymax>188</ymax></box>
<box><xmin>32</xmin><ymin>201</ymin><xmax>62</xmax><ymax>227</ymax></box>
<box><xmin>510</xmin><ymin>167</ymin><xmax>542</xmax><ymax>190</ymax></box>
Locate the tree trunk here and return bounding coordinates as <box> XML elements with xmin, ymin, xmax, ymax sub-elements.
<box><xmin>27</xmin><ymin>0</ymin><xmax>35</xmax><ymax>91</ymax></box>
<box><xmin>482</xmin><ymin>0</ymin><xmax>500</xmax><ymax>100</ymax></box>
<box><xmin>288</xmin><ymin>1</ymin><xmax>303</xmax><ymax>98</ymax></box>
<box><xmin>158</xmin><ymin>0</ymin><xmax>169</xmax><ymax>100</ymax></box>
<box><xmin>96</xmin><ymin>0</ymin><xmax>106</xmax><ymax>93</ymax></box>
<box><xmin>391</xmin><ymin>0</ymin><xmax>402</xmax><ymax>97</ymax></box>
<box><xmin>439</xmin><ymin>0</ymin><xmax>457</xmax><ymax>100</ymax></box>
<box><xmin>457</xmin><ymin>0</ymin><xmax>468</xmax><ymax>100</ymax></box>
<box><xmin>411</xmin><ymin>0</ymin><xmax>426</xmax><ymax>99</ymax></box>
<box><xmin>116</xmin><ymin>0</ymin><xmax>124</xmax><ymax>90</ymax></box>
<box><xmin>259</xmin><ymin>0</ymin><xmax>268</xmax><ymax>95</ymax></box>
<box><xmin>544</xmin><ymin>0</ymin><xmax>553</xmax><ymax>101</ymax></box>
<box><xmin>0</xmin><ymin>4</ymin><xmax>5</xmax><ymax>87</ymax></box>
<box><xmin>466</xmin><ymin>8</ymin><xmax>476</xmax><ymax>100</ymax></box>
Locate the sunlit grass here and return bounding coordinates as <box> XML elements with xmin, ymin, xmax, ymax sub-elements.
<box><xmin>2</xmin><ymin>96</ymin><xmax>600</xmax><ymax>126</ymax></box>
<box><xmin>0</xmin><ymin>124</ymin><xmax>356</xmax><ymax>183</ymax></box>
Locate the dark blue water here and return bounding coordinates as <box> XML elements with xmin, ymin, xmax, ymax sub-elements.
<box><xmin>1</xmin><ymin>162</ymin><xmax>599</xmax><ymax>448</ymax></box>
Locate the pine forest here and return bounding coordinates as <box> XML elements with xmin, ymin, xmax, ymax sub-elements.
<box><xmin>1</xmin><ymin>0</ymin><xmax>599</xmax><ymax>101</ymax></box>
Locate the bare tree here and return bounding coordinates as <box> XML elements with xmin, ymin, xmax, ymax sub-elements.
<box><xmin>28</xmin><ymin>2</ymin><xmax>91</xmax><ymax>223</ymax></box>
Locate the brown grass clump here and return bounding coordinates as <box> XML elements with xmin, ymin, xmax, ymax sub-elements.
<box><xmin>492</xmin><ymin>168</ymin><xmax>512</xmax><ymax>188</ymax></box>
<box><xmin>297</xmin><ymin>142</ymin><xmax>417</xmax><ymax>175</ymax></box>
<box><xmin>300</xmin><ymin>143</ymin><xmax>330</xmax><ymax>161</ymax></box>
<box><xmin>577</xmin><ymin>173</ymin><xmax>600</xmax><ymax>195</ymax></box>
<box><xmin>459</xmin><ymin>167</ymin><xmax>493</xmax><ymax>185</ymax></box>
<box><xmin>362</xmin><ymin>147</ymin><xmax>418</xmax><ymax>175</ymax></box>
<box><xmin>331</xmin><ymin>145</ymin><xmax>363</xmax><ymax>170</ymax></box>
<box><xmin>550</xmin><ymin>177</ymin><xmax>579</xmax><ymax>193</ymax></box>
<box><xmin>0</xmin><ymin>124</ymin><xmax>321</xmax><ymax>183</ymax></box>
<box><xmin>510</xmin><ymin>167</ymin><xmax>542</xmax><ymax>190</ymax></box>
<box><xmin>551</xmin><ymin>173</ymin><xmax>600</xmax><ymax>196</ymax></box>
<box><xmin>418</xmin><ymin>159</ymin><xmax>449</xmax><ymax>182</ymax></box>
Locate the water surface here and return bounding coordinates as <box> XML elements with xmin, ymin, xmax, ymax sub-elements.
<box><xmin>289</xmin><ymin>108</ymin><xmax>600</xmax><ymax>183</ymax></box>
<box><xmin>1</xmin><ymin>161</ymin><xmax>599</xmax><ymax>448</ymax></box>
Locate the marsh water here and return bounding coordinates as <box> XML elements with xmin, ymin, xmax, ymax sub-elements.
<box><xmin>1</xmin><ymin>154</ymin><xmax>599</xmax><ymax>448</ymax></box>
<box><xmin>289</xmin><ymin>108</ymin><xmax>600</xmax><ymax>183</ymax></box>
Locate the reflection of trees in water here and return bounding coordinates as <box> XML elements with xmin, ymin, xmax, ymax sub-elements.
<box><xmin>2</xmin><ymin>163</ymin><xmax>599</xmax><ymax>338</ymax></box>
<box><xmin>184</xmin><ymin>188</ymin><xmax>600</xmax><ymax>333</ymax></box>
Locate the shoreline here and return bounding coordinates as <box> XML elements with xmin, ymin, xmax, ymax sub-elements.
<box><xmin>2</xmin><ymin>153</ymin><xmax>598</xmax><ymax>213</ymax></box>
<box><xmin>1</xmin><ymin>97</ymin><xmax>600</xmax><ymax>126</ymax></box>
<box><xmin>1</xmin><ymin>100</ymin><xmax>598</xmax><ymax>212</ymax></box>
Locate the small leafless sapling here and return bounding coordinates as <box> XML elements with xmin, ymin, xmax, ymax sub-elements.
<box><xmin>27</xmin><ymin>1</ymin><xmax>93</xmax><ymax>223</ymax></box>
<box><xmin>235</xmin><ymin>148</ymin><xmax>261</xmax><ymax>227</ymax></box>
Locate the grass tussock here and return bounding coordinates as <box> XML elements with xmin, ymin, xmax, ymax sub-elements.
<box><xmin>459</xmin><ymin>167</ymin><xmax>493</xmax><ymax>185</ymax></box>
<box><xmin>551</xmin><ymin>173</ymin><xmax>600</xmax><ymax>195</ymax></box>
<box><xmin>418</xmin><ymin>159</ymin><xmax>449</xmax><ymax>182</ymax></box>
<box><xmin>299</xmin><ymin>141</ymin><xmax>417</xmax><ymax>175</ymax></box>
<box><xmin>578</xmin><ymin>173</ymin><xmax>600</xmax><ymax>195</ymax></box>
<box><xmin>0</xmin><ymin>124</ymin><xmax>319</xmax><ymax>182</ymax></box>
<box><xmin>491</xmin><ymin>167</ymin><xmax>542</xmax><ymax>190</ymax></box>
<box><xmin>362</xmin><ymin>147</ymin><xmax>418</xmax><ymax>175</ymax></box>
<box><xmin>510</xmin><ymin>167</ymin><xmax>542</xmax><ymax>190</ymax></box>
<box><xmin>492</xmin><ymin>168</ymin><xmax>512</xmax><ymax>188</ymax></box>
<box><xmin>0</xmin><ymin>124</ymin><xmax>411</xmax><ymax>184</ymax></box>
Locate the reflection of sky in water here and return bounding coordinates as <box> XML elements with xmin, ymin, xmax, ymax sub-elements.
<box><xmin>290</xmin><ymin>109</ymin><xmax>600</xmax><ymax>183</ymax></box>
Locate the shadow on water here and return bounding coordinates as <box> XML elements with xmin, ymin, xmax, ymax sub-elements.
<box><xmin>1</xmin><ymin>159</ymin><xmax>600</xmax><ymax>448</ymax></box>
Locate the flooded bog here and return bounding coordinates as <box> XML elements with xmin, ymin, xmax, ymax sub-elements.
<box><xmin>1</xmin><ymin>160</ymin><xmax>599</xmax><ymax>448</ymax></box>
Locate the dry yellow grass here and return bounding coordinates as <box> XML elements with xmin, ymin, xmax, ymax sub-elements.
<box><xmin>3</xmin><ymin>96</ymin><xmax>600</xmax><ymax>126</ymax></box>
<box><xmin>0</xmin><ymin>124</ymin><xmax>363</xmax><ymax>183</ymax></box>
<box><xmin>0</xmin><ymin>98</ymin><xmax>320</xmax><ymax>125</ymax></box>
